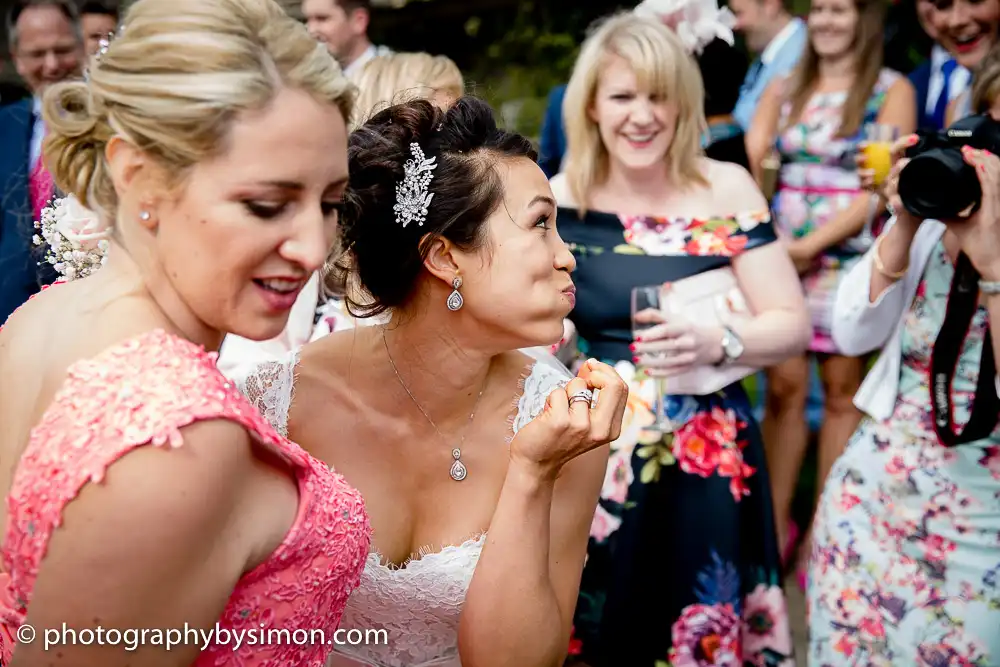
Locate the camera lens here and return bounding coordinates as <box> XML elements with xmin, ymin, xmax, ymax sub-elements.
<box><xmin>897</xmin><ymin>147</ymin><xmax>982</xmax><ymax>220</ymax></box>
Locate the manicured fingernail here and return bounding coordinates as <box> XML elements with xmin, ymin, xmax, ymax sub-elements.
<box><xmin>632</xmin><ymin>356</ymin><xmax>640</xmax><ymax>363</ymax></box>
<box><xmin>629</xmin><ymin>343</ymin><xmax>636</xmax><ymax>351</ymax></box>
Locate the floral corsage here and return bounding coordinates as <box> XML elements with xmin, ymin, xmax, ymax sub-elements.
<box><xmin>32</xmin><ymin>195</ymin><xmax>110</xmax><ymax>281</ymax></box>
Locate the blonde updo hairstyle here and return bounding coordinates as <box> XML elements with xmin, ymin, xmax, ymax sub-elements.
<box><xmin>41</xmin><ymin>0</ymin><xmax>356</xmax><ymax>227</ymax></box>
<box><xmin>562</xmin><ymin>11</ymin><xmax>708</xmax><ymax>215</ymax></box>
<box><xmin>349</xmin><ymin>52</ymin><xmax>464</xmax><ymax>130</ymax></box>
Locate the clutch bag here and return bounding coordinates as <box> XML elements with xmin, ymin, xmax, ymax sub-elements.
<box><xmin>658</xmin><ymin>266</ymin><xmax>760</xmax><ymax>396</ymax></box>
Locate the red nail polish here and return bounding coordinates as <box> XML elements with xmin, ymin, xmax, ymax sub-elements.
<box><xmin>632</xmin><ymin>356</ymin><xmax>640</xmax><ymax>363</ymax></box>
<box><xmin>629</xmin><ymin>343</ymin><xmax>636</xmax><ymax>352</ymax></box>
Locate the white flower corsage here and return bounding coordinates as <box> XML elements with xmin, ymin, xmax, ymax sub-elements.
<box><xmin>32</xmin><ymin>194</ymin><xmax>111</xmax><ymax>281</ymax></box>
<box><xmin>634</xmin><ymin>0</ymin><xmax>737</xmax><ymax>55</ymax></box>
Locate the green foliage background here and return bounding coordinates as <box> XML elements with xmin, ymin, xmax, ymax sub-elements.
<box><xmin>373</xmin><ymin>0</ymin><xmax>927</xmax><ymax>144</ymax></box>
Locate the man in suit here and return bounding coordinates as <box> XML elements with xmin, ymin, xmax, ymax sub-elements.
<box><xmin>729</xmin><ymin>0</ymin><xmax>807</xmax><ymax>131</ymax></box>
<box><xmin>302</xmin><ymin>0</ymin><xmax>390</xmax><ymax>78</ymax></box>
<box><xmin>908</xmin><ymin>0</ymin><xmax>970</xmax><ymax>132</ymax></box>
<box><xmin>0</xmin><ymin>0</ymin><xmax>84</xmax><ymax>324</ymax></box>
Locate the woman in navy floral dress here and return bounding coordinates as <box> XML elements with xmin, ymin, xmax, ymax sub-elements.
<box><xmin>549</xmin><ymin>12</ymin><xmax>811</xmax><ymax>667</ymax></box>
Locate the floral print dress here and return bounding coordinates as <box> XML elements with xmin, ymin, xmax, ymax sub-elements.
<box><xmin>552</xmin><ymin>208</ymin><xmax>794</xmax><ymax>667</ymax></box>
<box><xmin>773</xmin><ymin>69</ymin><xmax>898</xmax><ymax>353</ymax></box>
<box><xmin>808</xmin><ymin>241</ymin><xmax>1000</xmax><ymax>665</ymax></box>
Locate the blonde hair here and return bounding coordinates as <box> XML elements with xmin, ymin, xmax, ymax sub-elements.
<box><xmin>562</xmin><ymin>11</ymin><xmax>707</xmax><ymax>215</ymax></box>
<box><xmin>349</xmin><ymin>51</ymin><xmax>463</xmax><ymax>130</ymax></box>
<box><xmin>42</xmin><ymin>0</ymin><xmax>355</xmax><ymax>222</ymax></box>
<box><xmin>973</xmin><ymin>44</ymin><xmax>1000</xmax><ymax>113</ymax></box>
<box><xmin>782</xmin><ymin>0</ymin><xmax>885</xmax><ymax>138</ymax></box>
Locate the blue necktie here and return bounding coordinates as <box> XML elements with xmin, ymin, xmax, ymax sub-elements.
<box><xmin>932</xmin><ymin>58</ymin><xmax>958</xmax><ymax>129</ymax></box>
<box><xmin>742</xmin><ymin>59</ymin><xmax>763</xmax><ymax>94</ymax></box>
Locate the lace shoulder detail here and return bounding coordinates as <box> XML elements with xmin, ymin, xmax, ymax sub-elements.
<box><xmin>232</xmin><ymin>351</ymin><xmax>299</xmax><ymax>437</ymax></box>
<box><xmin>0</xmin><ymin>330</ymin><xmax>371</xmax><ymax>666</ymax></box>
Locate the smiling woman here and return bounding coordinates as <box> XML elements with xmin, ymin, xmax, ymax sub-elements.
<box><xmin>0</xmin><ymin>0</ymin><xmax>372</xmax><ymax>664</ymax></box>
<box><xmin>745</xmin><ymin>0</ymin><xmax>917</xmax><ymax>588</ymax></box>
<box><xmin>549</xmin><ymin>11</ymin><xmax>810</xmax><ymax>667</ymax></box>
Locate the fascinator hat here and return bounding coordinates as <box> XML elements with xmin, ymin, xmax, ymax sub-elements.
<box><xmin>633</xmin><ymin>0</ymin><xmax>737</xmax><ymax>55</ymax></box>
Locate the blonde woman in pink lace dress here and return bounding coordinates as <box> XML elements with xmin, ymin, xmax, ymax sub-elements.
<box><xmin>0</xmin><ymin>0</ymin><xmax>371</xmax><ymax>664</ymax></box>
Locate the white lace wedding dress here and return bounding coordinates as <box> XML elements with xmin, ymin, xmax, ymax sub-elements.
<box><xmin>237</xmin><ymin>353</ymin><xmax>571</xmax><ymax>667</ymax></box>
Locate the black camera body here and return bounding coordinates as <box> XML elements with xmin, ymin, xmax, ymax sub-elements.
<box><xmin>897</xmin><ymin>113</ymin><xmax>1000</xmax><ymax>221</ymax></box>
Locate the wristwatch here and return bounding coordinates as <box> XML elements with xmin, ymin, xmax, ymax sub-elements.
<box><xmin>979</xmin><ymin>279</ymin><xmax>1000</xmax><ymax>295</ymax></box>
<box><xmin>716</xmin><ymin>327</ymin><xmax>745</xmax><ymax>366</ymax></box>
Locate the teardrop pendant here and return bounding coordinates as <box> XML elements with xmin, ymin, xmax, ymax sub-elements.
<box><xmin>449</xmin><ymin>447</ymin><xmax>467</xmax><ymax>481</ymax></box>
<box><xmin>446</xmin><ymin>289</ymin><xmax>464</xmax><ymax>311</ymax></box>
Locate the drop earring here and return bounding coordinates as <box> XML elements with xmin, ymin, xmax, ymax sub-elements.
<box><xmin>446</xmin><ymin>275</ymin><xmax>463</xmax><ymax>311</ymax></box>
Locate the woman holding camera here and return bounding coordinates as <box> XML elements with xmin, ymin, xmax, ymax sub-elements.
<box><xmin>807</xmin><ymin>50</ymin><xmax>1000</xmax><ymax>665</ymax></box>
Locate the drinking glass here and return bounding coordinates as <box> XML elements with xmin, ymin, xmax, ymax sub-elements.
<box><xmin>631</xmin><ymin>284</ymin><xmax>674</xmax><ymax>433</ymax></box>
<box><xmin>861</xmin><ymin>123</ymin><xmax>899</xmax><ymax>187</ymax></box>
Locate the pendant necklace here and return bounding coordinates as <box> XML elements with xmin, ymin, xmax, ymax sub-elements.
<box><xmin>382</xmin><ymin>330</ymin><xmax>487</xmax><ymax>481</ymax></box>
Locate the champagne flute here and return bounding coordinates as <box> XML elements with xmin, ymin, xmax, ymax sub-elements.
<box><xmin>631</xmin><ymin>284</ymin><xmax>674</xmax><ymax>433</ymax></box>
<box><xmin>861</xmin><ymin>123</ymin><xmax>899</xmax><ymax>187</ymax></box>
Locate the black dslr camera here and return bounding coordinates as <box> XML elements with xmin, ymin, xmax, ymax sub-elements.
<box><xmin>897</xmin><ymin>113</ymin><xmax>1000</xmax><ymax>221</ymax></box>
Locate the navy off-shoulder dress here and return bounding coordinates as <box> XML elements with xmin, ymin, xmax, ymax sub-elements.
<box><xmin>557</xmin><ymin>206</ymin><xmax>796</xmax><ymax>667</ymax></box>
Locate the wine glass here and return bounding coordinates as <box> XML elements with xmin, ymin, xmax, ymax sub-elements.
<box><xmin>631</xmin><ymin>284</ymin><xmax>674</xmax><ymax>433</ymax></box>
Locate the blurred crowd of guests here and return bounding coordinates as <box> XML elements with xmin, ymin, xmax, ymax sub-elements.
<box><xmin>2</xmin><ymin>0</ymin><xmax>1000</xmax><ymax>664</ymax></box>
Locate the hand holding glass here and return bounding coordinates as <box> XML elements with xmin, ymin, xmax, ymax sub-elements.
<box><xmin>631</xmin><ymin>285</ymin><xmax>674</xmax><ymax>433</ymax></box>
<box><xmin>862</xmin><ymin>124</ymin><xmax>899</xmax><ymax>187</ymax></box>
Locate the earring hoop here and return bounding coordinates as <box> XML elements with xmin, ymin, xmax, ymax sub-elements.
<box><xmin>447</xmin><ymin>275</ymin><xmax>464</xmax><ymax>311</ymax></box>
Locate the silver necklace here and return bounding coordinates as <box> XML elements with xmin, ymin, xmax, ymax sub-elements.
<box><xmin>381</xmin><ymin>330</ymin><xmax>487</xmax><ymax>481</ymax></box>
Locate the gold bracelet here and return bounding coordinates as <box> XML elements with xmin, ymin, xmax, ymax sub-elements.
<box><xmin>872</xmin><ymin>234</ymin><xmax>908</xmax><ymax>280</ymax></box>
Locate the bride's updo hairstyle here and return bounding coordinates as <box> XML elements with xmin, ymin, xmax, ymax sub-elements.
<box><xmin>335</xmin><ymin>96</ymin><xmax>535</xmax><ymax>318</ymax></box>
<box><xmin>41</xmin><ymin>0</ymin><xmax>354</xmax><ymax>225</ymax></box>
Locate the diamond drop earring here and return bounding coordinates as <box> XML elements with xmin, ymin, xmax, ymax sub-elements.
<box><xmin>446</xmin><ymin>275</ymin><xmax>463</xmax><ymax>311</ymax></box>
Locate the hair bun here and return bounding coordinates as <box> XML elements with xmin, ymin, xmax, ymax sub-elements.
<box><xmin>42</xmin><ymin>81</ymin><xmax>113</xmax><ymax>213</ymax></box>
<box><xmin>333</xmin><ymin>95</ymin><xmax>537</xmax><ymax>319</ymax></box>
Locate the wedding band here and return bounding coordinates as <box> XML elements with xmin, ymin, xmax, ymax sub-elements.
<box><xmin>568</xmin><ymin>390</ymin><xmax>593</xmax><ymax>405</ymax></box>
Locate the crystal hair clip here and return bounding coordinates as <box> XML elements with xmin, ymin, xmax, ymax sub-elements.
<box><xmin>84</xmin><ymin>26</ymin><xmax>121</xmax><ymax>81</ymax></box>
<box><xmin>393</xmin><ymin>142</ymin><xmax>437</xmax><ymax>228</ymax></box>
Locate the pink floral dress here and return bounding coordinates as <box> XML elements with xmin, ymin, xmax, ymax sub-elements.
<box><xmin>773</xmin><ymin>69</ymin><xmax>899</xmax><ymax>353</ymax></box>
<box><xmin>808</xmin><ymin>242</ymin><xmax>1000</xmax><ymax>664</ymax></box>
<box><xmin>0</xmin><ymin>326</ymin><xmax>372</xmax><ymax>666</ymax></box>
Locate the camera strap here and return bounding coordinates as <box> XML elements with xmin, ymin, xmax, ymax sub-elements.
<box><xmin>930</xmin><ymin>251</ymin><xmax>1000</xmax><ymax>446</ymax></box>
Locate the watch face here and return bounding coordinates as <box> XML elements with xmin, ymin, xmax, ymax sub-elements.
<box><xmin>724</xmin><ymin>331</ymin><xmax>744</xmax><ymax>358</ymax></box>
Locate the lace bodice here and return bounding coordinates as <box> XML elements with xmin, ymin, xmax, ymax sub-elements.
<box><xmin>237</xmin><ymin>355</ymin><xmax>572</xmax><ymax>667</ymax></box>
<box><xmin>0</xmin><ymin>329</ymin><xmax>371</xmax><ymax>666</ymax></box>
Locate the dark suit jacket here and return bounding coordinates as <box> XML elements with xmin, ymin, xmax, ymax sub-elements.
<box><xmin>538</xmin><ymin>84</ymin><xmax>567</xmax><ymax>179</ymax></box>
<box><xmin>0</xmin><ymin>99</ymin><xmax>56</xmax><ymax>326</ymax></box>
<box><xmin>909</xmin><ymin>59</ymin><xmax>934</xmax><ymax>132</ymax></box>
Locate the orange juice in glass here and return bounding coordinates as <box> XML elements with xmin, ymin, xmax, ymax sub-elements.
<box><xmin>862</xmin><ymin>123</ymin><xmax>898</xmax><ymax>186</ymax></box>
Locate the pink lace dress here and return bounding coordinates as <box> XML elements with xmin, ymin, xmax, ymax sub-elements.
<box><xmin>0</xmin><ymin>328</ymin><xmax>372</xmax><ymax>666</ymax></box>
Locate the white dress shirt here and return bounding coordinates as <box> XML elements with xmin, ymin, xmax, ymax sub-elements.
<box><xmin>30</xmin><ymin>97</ymin><xmax>44</xmax><ymax>170</ymax></box>
<box><xmin>926</xmin><ymin>43</ymin><xmax>970</xmax><ymax>119</ymax></box>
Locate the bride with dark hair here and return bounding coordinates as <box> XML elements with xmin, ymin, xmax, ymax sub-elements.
<box><xmin>236</xmin><ymin>95</ymin><xmax>629</xmax><ymax>667</ymax></box>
